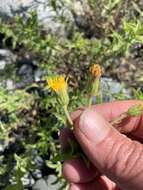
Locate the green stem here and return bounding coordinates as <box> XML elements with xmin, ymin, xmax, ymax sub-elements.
<box><xmin>88</xmin><ymin>96</ymin><xmax>93</xmax><ymax>108</ymax></box>
<box><xmin>88</xmin><ymin>78</ymin><xmax>100</xmax><ymax>108</ymax></box>
<box><xmin>63</xmin><ymin>106</ymin><xmax>73</xmax><ymax>128</ymax></box>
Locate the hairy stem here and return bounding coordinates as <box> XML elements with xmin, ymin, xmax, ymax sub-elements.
<box><xmin>63</xmin><ymin>106</ymin><xmax>73</xmax><ymax>128</ymax></box>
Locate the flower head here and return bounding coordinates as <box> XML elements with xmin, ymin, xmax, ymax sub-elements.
<box><xmin>89</xmin><ymin>64</ymin><xmax>102</xmax><ymax>78</ymax></box>
<box><xmin>48</xmin><ymin>76</ymin><xmax>67</xmax><ymax>93</ymax></box>
<box><xmin>88</xmin><ymin>64</ymin><xmax>102</xmax><ymax>106</ymax></box>
<box><xmin>47</xmin><ymin>75</ymin><xmax>69</xmax><ymax>106</ymax></box>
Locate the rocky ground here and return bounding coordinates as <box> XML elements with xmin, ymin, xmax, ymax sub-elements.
<box><xmin>0</xmin><ymin>47</ymin><xmax>131</xmax><ymax>190</ymax></box>
<box><xmin>105</xmin><ymin>46</ymin><xmax>143</xmax><ymax>89</ymax></box>
<box><xmin>0</xmin><ymin>1</ymin><xmax>143</xmax><ymax>190</ymax></box>
<box><xmin>0</xmin><ymin>0</ymin><xmax>143</xmax><ymax>90</ymax></box>
<box><xmin>0</xmin><ymin>46</ymin><xmax>142</xmax><ymax>92</ymax></box>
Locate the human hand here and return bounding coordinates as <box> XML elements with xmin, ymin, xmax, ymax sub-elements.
<box><xmin>60</xmin><ymin>100</ymin><xmax>143</xmax><ymax>190</ymax></box>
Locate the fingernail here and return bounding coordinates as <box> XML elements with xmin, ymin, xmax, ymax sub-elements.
<box><xmin>78</xmin><ymin>109</ymin><xmax>111</xmax><ymax>143</ymax></box>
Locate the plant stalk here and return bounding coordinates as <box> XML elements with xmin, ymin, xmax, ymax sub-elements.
<box><xmin>88</xmin><ymin>96</ymin><xmax>93</xmax><ymax>108</ymax></box>
<box><xmin>63</xmin><ymin>105</ymin><xmax>73</xmax><ymax>128</ymax></box>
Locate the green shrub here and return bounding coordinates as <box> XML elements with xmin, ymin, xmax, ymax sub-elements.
<box><xmin>0</xmin><ymin>1</ymin><xmax>143</xmax><ymax>189</ymax></box>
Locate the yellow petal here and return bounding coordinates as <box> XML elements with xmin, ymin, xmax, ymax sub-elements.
<box><xmin>47</xmin><ymin>76</ymin><xmax>67</xmax><ymax>93</ymax></box>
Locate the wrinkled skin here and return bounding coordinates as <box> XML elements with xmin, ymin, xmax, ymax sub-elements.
<box><xmin>60</xmin><ymin>100</ymin><xmax>143</xmax><ymax>190</ymax></box>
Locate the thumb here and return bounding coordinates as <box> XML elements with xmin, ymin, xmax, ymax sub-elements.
<box><xmin>74</xmin><ymin>109</ymin><xmax>143</xmax><ymax>190</ymax></box>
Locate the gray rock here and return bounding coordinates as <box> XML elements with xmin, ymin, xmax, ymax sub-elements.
<box><xmin>34</xmin><ymin>69</ymin><xmax>43</xmax><ymax>82</ymax></box>
<box><xmin>0</xmin><ymin>49</ymin><xmax>17</xmax><ymax>89</ymax></box>
<box><xmin>32</xmin><ymin>179</ymin><xmax>48</xmax><ymax>190</ymax></box>
<box><xmin>32</xmin><ymin>175</ymin><xmax>62</xmax><ymax>190</ymax></box>
<box><xmin>0</xmin><ymin>60</ymin><xmax>7</xmax><ymax>70</ymax></box>
<box><xmin>21</xmin><ymin>173</ymin><xmax>35</xmax><ymax>187</ymax></box>
<box><xmin>0</xmin><ymin>0</ymin><xmax>74</xmax><ymax>37</ymax></box>
<box><xmin>34</xmin><ymin>156</ymin><xmax>44</xmax><ymax>168</ymax></box>
<box><xmin>93</xmin><ymin>77</ymin><xmax>130</xmax><ymax>103</ymax></box>
<box><xmin>6</xmin><ymin>79</ymin><xmax>15</xmax><ymax>90</ymax></box>
<box><xmin>45</xmin><ymin>175</ymin><xmax>62</xmax><ymax>190</ymax></box>
<box><xmin>101</xmin><ymin>77</ymin><xmax>130</xmax><ymax>95</ymax></box>
<box><xmin>0</xmin><ymin>139</ymin><xmax>9</xmax><ymax>153</ymax></box>
<box><xmin>0</xmin><ymin>49</ymin><xmax>17</xmax><ymax>70</ymax></box>
<box><xmin>32</xmin><ymin>169</ymin><xmax>42</xmax><ymax>179</ymax></box>
<box><xmin>15</xmin><ymin>64</ymin><xmax>34</xmax><ymax>88</ymax></box>
<box><xmin>0</xmin><ymin>144</ymin><xmax>4</xmax><ymax>153</ymax></box>
<box><xmin>18</xmin><ymin>64</ymin><xmax>33</xmax><ymax>75</ymax></box>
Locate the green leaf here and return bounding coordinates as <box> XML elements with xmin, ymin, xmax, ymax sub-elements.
<box><xmin>128</xmin><ymin>104</ymin><xmax>143</xmax><ymax>117</ymax></box>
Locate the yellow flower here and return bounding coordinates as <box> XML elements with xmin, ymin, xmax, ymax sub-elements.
<box><xmin>47</xmin><ymin>75</ymin><xmax>69</xmax><ymax>106</ymax></box>
<box><xmin>48</xmin><ymin>76</ymin><xmax>67</xmax><ymax>93</ymax></box>
<box><xmin>89</xmin><ymin>64</ymin><xmax>102</xmax><ymax>78</ymax></box>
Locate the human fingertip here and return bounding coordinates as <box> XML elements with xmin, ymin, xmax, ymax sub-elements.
<box><xmin>75</xmin><ymin>109</ymin><xmax>111</xmax><ymax>143</ymax></box>
<box><xmin>70</xmin><ymin>108</ymin><xmax>85</xmax><ymax>122</ymax></box>
<box><xmin>69</xmin><ymin>184</ymin><xmax>80</xmax><ymax>190</ymax></box>
<box><xmin>63</xmin><ymin>159</ymin><xmax>97</xmax><ymax>183</ymax></box>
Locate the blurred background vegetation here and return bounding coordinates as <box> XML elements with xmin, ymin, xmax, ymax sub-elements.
<box><xmin>0</xmin><ymin>0</ymin><xmax>143</xmax><ymax>189</ymax></box>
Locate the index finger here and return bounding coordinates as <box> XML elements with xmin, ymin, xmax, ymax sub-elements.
<box><xmin>71</xmin><ymin>100</ymin><xmax>143</xmax><ymax>139</ymax></box>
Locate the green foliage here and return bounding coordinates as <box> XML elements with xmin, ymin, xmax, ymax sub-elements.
<box><xmin>0</xmin><ymin>0</ymin><xmax>143</xmax><ymax>189</ymax></box>
<box><xmin>110</xmin><ymin>20</ymin><xmax>143</xmax><ymax>56</ymax></box>
<box><xmin>133</xmin><ymin>89</ymin><xmax>143</xmax><ymax>100</ymax></box>
<box><xmin>128</xmin><ymin>104</ymin><xmax>143</xmax><ymax>116</ymax></box>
